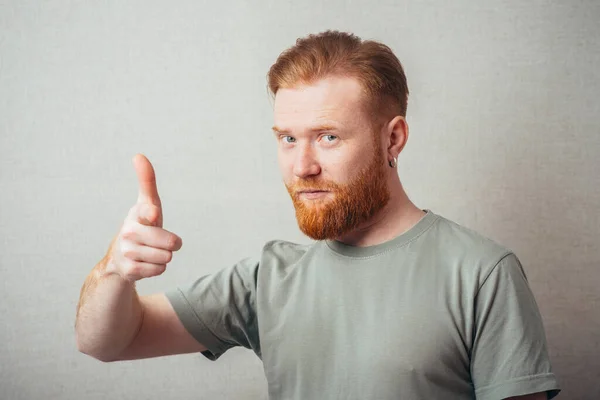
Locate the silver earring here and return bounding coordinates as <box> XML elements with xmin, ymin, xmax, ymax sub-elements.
<box><xmin>389</xmin><ymin>157</ymin><xmax>397</xmax><ymax>168</ymax></box>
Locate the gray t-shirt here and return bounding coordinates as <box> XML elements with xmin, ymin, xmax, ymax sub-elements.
<box><xmin>165</xmin><ymin>210</ymin><xmax>560</xmax><ymax>399</ymax></box>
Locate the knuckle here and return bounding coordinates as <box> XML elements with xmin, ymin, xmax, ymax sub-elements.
<box><xmin>120</xmin><ymin>223</ymin><xmax>137</xmax><ymax>241</ymax></box>
<box><xmin>153</xmin><ymin>264</ymin><xmax>167</xmax><ymax>276</ymax></box>
<box><xmin>128</xmin><ymin>262</ymin><xmax>143</xmax><ymax>277</ymax></box>
<box><xmin>127</xmin><ymin>204</ymin><xmax>141</xmax><ymax>220</ymax></box>
<box><xmin>147</xmin><ymin>206</ymin><xmax>160</xmax><ymax>222</ymax></box>
<box><xmin>121</xmin><ymin>244</ymin><xmax>136</xmax><ymax>260</ymax></box>
<box><xmin>165</xmin><ymin>235</ymin><xmax>176</xmax><ymax>249</ymax></box>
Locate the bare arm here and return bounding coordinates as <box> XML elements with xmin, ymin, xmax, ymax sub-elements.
<box><xmin>75</xmin><ymin>257</ymin><xmax>205</xmax><ymax>362</ymax></box>
<box><xmin>114</xmin><ymin>293</ymin><xmax>206</xmax><ymax>361</ymax></box>
<box><xmin>75</xmin><ymin>154</ymin><xmax>202</xmax><ymax>362</ymax></box>
<box><xmin>75</xmin><ymin>246</ymin><xmax>143</xmax><ymax>361</ymax></box>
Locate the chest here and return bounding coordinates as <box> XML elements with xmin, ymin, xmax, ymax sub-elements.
<box><xmin>256</xmin><ymin>261</ymin><xmax>473</xmax><ymax>394</ymax></box>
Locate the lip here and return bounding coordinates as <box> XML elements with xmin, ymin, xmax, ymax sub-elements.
<box><xmin>298</xmin><ymin>190</ymin><xmax>330</xmax><ymax>199</ymax></box>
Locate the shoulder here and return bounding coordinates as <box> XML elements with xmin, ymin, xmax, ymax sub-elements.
<box><xmin>261</xmin><ymin>239</ymin><xmax>312</xmax><ymax>260</ymax></box>
<box><xmin>427</xmin><ymin>212</ymin><xmax>516</xmax><ymax>279</ymax></box>
<box><xmin>254</xmin><ymin>239</ymin><xmax>316</xmax><ymax>280</ymax></box>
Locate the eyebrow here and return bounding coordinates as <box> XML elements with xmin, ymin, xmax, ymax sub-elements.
<box><xmin>272</xmin><ymin>124</ymin><xmax>339</xmax><ymax>134</ymax></box>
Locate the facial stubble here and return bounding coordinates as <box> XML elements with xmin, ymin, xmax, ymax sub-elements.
<box><xmin>286</xmin><ymin>138</ymin><xmax>390</xmax><ymax>241</ymax></box>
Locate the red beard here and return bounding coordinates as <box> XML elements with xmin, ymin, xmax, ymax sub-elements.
<box><xmin>286</xmin><ymin>141</ymin><xmax>390</xmax><ymax>241</ymax></box>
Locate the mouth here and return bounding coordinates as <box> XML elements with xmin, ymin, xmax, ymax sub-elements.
<box><xmin>297</xmin><ymin>190</ymin><xmax>331</xmax><ymax>200</ymax></box>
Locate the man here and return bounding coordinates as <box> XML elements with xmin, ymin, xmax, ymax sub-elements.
<box><xmin>75</xmin><ymin>31</ymin><xmax>560</xmax><ymax>399</ymax></box>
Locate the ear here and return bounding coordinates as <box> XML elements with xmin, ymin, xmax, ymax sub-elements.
<box><xmin>385</xmin><ymin>116</ymin><xmax>409</xmax><ymax>160</ymax></box>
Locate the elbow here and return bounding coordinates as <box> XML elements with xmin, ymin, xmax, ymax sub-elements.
<box><xmin>77</xmin><ymin>346</ymin><xmax>118</xmax><ymax>363</ymax></box>
<box><xmin>93</xmin><ymin>354</ymin><xmax>118</xmax><ymax>363</ymax></box>
<box><xmin>75</xmin><ymin>331</ymin><xmax>118</xmax><ymax>363</ymax></box>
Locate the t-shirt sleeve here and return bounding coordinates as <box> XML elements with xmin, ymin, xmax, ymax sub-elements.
<box><xmin>164</xmin><ymin>257</ymin><xmax>260</xmax><ymax>361</ymax></box>
<box><xmin>471</xmin><ymin>252</ymin><xmax>561</xmax><ymax>400</ymax></box>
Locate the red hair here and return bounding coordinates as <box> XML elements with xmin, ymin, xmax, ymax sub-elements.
<box><xmin>267</xmin><ymin>30</ymin><xmax>409</xmax><ymax>121</ymax></box>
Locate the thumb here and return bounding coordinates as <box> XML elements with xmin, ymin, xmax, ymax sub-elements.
<box><xmin>133</xmin><ymin>154</ymin><xmax>162</xmax><ymax>207</ymax></box>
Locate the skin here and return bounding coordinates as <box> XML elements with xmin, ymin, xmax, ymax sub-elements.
<box><xmin>275</xmin><ymin>77</ymin><xmax>548</xmax><ymax>400</ymax></box>
<box><xmin>73</xmin><ymin>74</ymin><xmax>549</xmax><ymax>400</ymax></box>
<box><xmin>75</xmin><ymin>155</ymin><xmax>205</xmax><ymax>362</ymax></box>
<box><xmin>273</xmin><ymin>75</ymin><xmax>425</xmax><ymax>246</ymax></box>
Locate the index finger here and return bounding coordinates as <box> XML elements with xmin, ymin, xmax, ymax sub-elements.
<box><xmin>133</xmin><ymin>153</ymin><xmax>162</xmax><ymax>206</ymax></box>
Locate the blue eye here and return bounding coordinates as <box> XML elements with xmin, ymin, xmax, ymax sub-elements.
<box><xmin>323</xmin><ymin>134</ymin><xmax>338</xmax><ymax>142</ymax></box>
<box><xmin>282</xmin><ymin>136</ymin><xmax>296</xmax><ymax>143</ymax></box>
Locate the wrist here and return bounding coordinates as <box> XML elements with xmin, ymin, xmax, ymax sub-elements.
<box><xmin>99</xmin><ymin>257</ymin><xmax>134</xmax><ymax>286</ymax></box>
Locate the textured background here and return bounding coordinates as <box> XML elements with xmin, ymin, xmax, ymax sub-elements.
<box><xmin>1</xmin><ymin>1</ymin><xmax>599</xmax><ymax>399</ymax></box>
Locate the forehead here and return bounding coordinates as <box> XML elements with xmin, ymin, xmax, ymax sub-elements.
<box><xmin>273</xmin><ymin>76</ymin><xmax>367</xmax><ymax>131</ymax></box>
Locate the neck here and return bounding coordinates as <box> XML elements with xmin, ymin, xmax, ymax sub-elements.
<box><xmin>334</xmin><ymin>175</ymin><xmax>425</xmax><ymax>247</ymax></box>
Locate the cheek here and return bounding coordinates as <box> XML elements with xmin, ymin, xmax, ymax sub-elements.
<box><xmin>277</xmin><ymin>151</ymin><xmax>294</xmax><ymax>181</ymax></box>
<box><xmin>327</xmin><ymin>150</ymin><xmax>364</xmax><ymax>181</ymax></box>
<box><xmin>321</xmin><ymin>161</ymin><xmax>351</xmax><ymax>184</ymax></box>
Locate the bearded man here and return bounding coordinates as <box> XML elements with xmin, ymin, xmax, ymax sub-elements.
<box><xmin>75</xmin><ymin>31</ymin><xmax>560</xmax><ymax>400</ymax></box>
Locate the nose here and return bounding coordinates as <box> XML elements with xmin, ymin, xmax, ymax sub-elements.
<box><xmin>293</xmin><ymin>143</ymin><xmax>321</xmax><ymax>178</ymax></box>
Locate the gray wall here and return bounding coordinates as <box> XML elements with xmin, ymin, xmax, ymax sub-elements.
<box><xmin>1</xmin><ymin>1</ymin><xmax>599</xmax><ymax>399</ymax></box>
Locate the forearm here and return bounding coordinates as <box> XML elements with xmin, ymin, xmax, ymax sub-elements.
<box><xmin>75</xmin><ymin>251</ymin><xmax>143</xmax><ymax>362</ymax></box>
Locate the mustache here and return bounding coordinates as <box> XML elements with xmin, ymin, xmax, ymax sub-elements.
<box><xmin>287</xmin><ymin>179</ymin><xmax>340</xmax><ymax>192</ymax></box>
